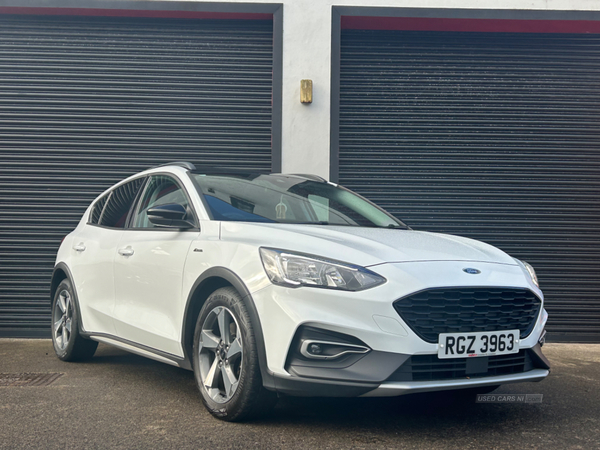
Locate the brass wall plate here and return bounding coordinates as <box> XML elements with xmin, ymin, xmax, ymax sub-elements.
<box><xmin>300</xmin><ymin>79</ymin><xmax>313</xmax><ymax>104</ymax></box>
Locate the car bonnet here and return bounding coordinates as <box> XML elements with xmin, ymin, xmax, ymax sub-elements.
<box><xmin>219</xmin><ymin>222</ymin><xmax>517</xmax><ymax>267</ymax></box>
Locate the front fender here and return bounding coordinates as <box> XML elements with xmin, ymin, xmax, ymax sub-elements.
<box><xmin>181</xmin><ymin>267</ymin><xmax>275</xmax><ymax>388</ymax></box>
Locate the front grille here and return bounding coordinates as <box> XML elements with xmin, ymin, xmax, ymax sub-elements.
<box><xmin>393</xmin><ymin>287</ymin><xmax>541</xmax><ymax>343</ymax></box>
<box><xmin>388</xmin><ymin>350</ymin><xmax>535</xmax><ymax>382</ymax></box>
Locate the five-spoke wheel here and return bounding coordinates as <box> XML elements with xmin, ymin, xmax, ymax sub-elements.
<box><xmin>192</xmin><ymin>286</ymin><xmax>277</xmax><ymax>421</ymax></box>
<box><xmin>51</xmin><ymin>278</ymin><xmax>98</xmax><ymax>361</ymax></box>
<box><xmin>53</xmin><ymin>289</ymin><xmax>73</xmax><ymax>351</ymax></box>
<box><xmin>198</xmin><ymin>306</ymin><xmax>244</xmax><ymax>403</ymax></box>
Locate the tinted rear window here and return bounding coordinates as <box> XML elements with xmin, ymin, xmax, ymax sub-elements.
<box><xmin>97</xmin><ymin>177</ymin><xmax>145</xmax><ymax>228</ymax></box>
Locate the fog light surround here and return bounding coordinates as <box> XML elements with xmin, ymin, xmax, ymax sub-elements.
<box><xmin>300</xmin><ymin>340</ymin><xmax>370</xmax><ymax>360</ymax></box>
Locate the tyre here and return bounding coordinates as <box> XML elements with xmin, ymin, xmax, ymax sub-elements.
<box><xmin>52</xmin><ymin>278</ymin><xmax>98</xmax><ymax>361</ymax></box>
<box><xmin>192</xmin><ymin>286</ymin><xmax>277</xmax><ymax>421</ymax></box>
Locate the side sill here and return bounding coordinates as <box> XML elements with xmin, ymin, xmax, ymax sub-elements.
<box><xmin>84</xmin><ymin>332</ymin><xmax>191</xmax><ymax>370</ymax></box>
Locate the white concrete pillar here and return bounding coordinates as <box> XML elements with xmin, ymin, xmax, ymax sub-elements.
<box><xmin>279</xmin><ymin>1</ymin><xmax>333</xmax><ymax>179</ymax></box>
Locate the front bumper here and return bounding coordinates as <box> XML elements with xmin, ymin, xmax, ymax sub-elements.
<box><xmin>271</xmin><ymin>368</ymin><xmax>550</xmax><ymax>398</ymax></box>
<box><xmin>250</xmin><ymin>260</ymin><xmax>549</xmax><ymax>396</ymax></box>
<box><xmin>270</xmin><ymin>342</ymin><xmax>550</xmax><ymax>397</ymax></box>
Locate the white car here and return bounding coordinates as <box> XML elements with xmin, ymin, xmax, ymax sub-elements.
<box><xmin>51</xmin><ymin>162</ymin><xmax>550</xmax><ymax>421</ymax></box>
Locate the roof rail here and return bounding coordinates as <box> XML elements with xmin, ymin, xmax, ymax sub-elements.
<box><xmin>289</xmin><ymin>173</ymin><xmax>327</xmax><ymax>182</ymax></box>
<box><xmin>193</xmin><ymin>166</ymin><xmax>270</xmax><ymax>174</ymax></box>
<box><xmin>153</xmin><ymin>161</ymin><xmax>197</xmax><ymax>170</ymax></box>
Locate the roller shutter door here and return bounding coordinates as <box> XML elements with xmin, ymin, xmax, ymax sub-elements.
<box><xmin>339</xmin><ymin>30</ymin><xmax>600</xmax><ymax>342</ymax></box>
<box><xmin>0</xmin><ymin>14</ymin><xmax>273</xmax><ymax>337</ymax></box>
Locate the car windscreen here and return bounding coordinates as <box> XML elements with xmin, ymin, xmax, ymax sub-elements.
<box><xmin>190</xmin><ymin>173</ymin><xmax>407</xmax><ymax>228</ymax></box>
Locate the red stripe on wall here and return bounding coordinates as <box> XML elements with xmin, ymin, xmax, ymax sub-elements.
<box><xmin>0</xmin><ymin>7</ymin><xmax>272</xmax><ymax>20</ymax></box>
<box><xmin>341</xmin><ymin>16</ymin><xmax>600</xmax><ymax>34</ymax></box>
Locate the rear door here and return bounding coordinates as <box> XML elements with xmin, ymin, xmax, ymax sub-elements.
<box><xmin>70</xmin><ymin>177</ymin><xmax>145</xmax><ymax>335</ymax></box>
<box><xmin>113</xmin><ymin>174</ymin><xmax>199</xmax><ymax>357</ymax></box>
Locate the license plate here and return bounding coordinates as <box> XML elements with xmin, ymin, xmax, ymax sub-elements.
<box><xmin>438</xmin><ymin>330</ymin><xmax>520</xmax><ymax>359</ymax></box>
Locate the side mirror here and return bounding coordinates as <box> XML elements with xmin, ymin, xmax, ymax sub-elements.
<box><xmin>147</xmin><ymin>203</ymin><xmax>195</xmax><ymax>229</ymax></box>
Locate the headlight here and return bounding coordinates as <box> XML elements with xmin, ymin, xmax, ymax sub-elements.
<box><xmin>516</xmin><ymin>259</ymin><xmax>539</xmax><ymax>288</ymax></box>
<box><xmin>259</xmin><ymin>248</ymin><xmax>386</xmax><ymax>291</ymax></box>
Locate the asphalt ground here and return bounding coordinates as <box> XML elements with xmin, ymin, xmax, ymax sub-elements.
<box><xmin>0</xmin><ymin>340</ymin><xmax>598</xmax><ymax>450</ymax></box>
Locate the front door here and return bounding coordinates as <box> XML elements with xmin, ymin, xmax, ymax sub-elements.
<box><xmin>113</xmin><ymin>174</ymin><xmax>198</xmax><ymax>357</ymax></box>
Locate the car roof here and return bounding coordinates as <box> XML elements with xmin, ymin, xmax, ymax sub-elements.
<box><xmin>153</xmin><ymin>162</ymin><xmax>328</xmax><ymax>183</ymax></box>
<box><xmin>96</xmin><ymin>163</ymin><xmax>329</xmax><ymax>201</ymax></box>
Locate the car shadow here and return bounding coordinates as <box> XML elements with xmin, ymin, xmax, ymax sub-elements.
<box><xmin>270</xmin><ymin>390</ymin><xmax>511</xmax><ymax>422</ymax></box>
<box><xmin>86</xmin><ymin>344</ymin><xmax>544</xmax><ymax>433</ymax></box>
<box><xmin>255</xmin><ymin>390</ymin><xmax>548</xmax><ymax>445</ymax></box>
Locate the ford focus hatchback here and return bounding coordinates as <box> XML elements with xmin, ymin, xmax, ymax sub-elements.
<box><xmin>51</xmin><ymin>162</ymin><xmax>550</xmax><ymax>421</ymax></box>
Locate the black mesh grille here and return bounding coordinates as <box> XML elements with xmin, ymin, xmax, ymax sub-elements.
<box><xmin>393</xmin><ymin>287</ymin><xmax>541</xmax><ymax>343</ymax></box>
<box><xmin>388</xmin><ymin>350</ymin><xmax>535</xmax><ymax>382</ymax></box>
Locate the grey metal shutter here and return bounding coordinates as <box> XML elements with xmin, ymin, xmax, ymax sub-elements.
<box><xmin>339</xmin><ymin>30</ymin><xmax>600</xmax><ymax>342</ymax></box>
<box><xmin>0</xmin><ymin>14</ymin><xmax>273</xmax><ymax>337</ymax></box>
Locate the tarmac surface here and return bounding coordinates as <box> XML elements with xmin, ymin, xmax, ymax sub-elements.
<box><xmin>0</xmin><ymin>340</ymin><xmax>598</xmax><ymax>449</ymax></box>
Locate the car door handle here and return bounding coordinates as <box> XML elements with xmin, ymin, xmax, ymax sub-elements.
<box><xmin>73</xmin><ymin>243</ymin><xmax>86</xmax><ymax>252</ymax></box>
<box><xmin>118</xmin><ymin>247</ymin><xmax>134</xmax><ymax>257</ymax></box>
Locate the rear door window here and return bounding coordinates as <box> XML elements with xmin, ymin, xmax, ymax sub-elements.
<box><xmin>89</xmin><ymin>193</ymin><xmax>109</xmax><ymax>225</ymax></box>
<box><xmin>98</xmin><ymin>177</ymin><xmax>145</xmax><ymax>228</ymax></box>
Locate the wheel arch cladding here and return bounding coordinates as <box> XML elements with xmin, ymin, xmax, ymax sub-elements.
<box><xmin>50</xmin><ymin>264</ymin><xmax>70</xmax><ymax>303</ymax></box>
<box><xmin>182</xmin><ymin>267</ymin><xmax>274</xmax><ymax>388</ymax></box>
<box><xmin>50</xmin><ymin>263</ymin><xmax>88</xmax><ymax>336</ymax></box>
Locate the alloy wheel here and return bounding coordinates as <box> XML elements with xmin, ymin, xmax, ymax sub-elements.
<box><xmin>198</xmin><ymin>306</ymin><xmax>244</xmax><ymax>403</ymax></box>
<box><xmin>53</xmin><ymin>289</ymin><xmax>73</xmax><ymax>351</ymax></box>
